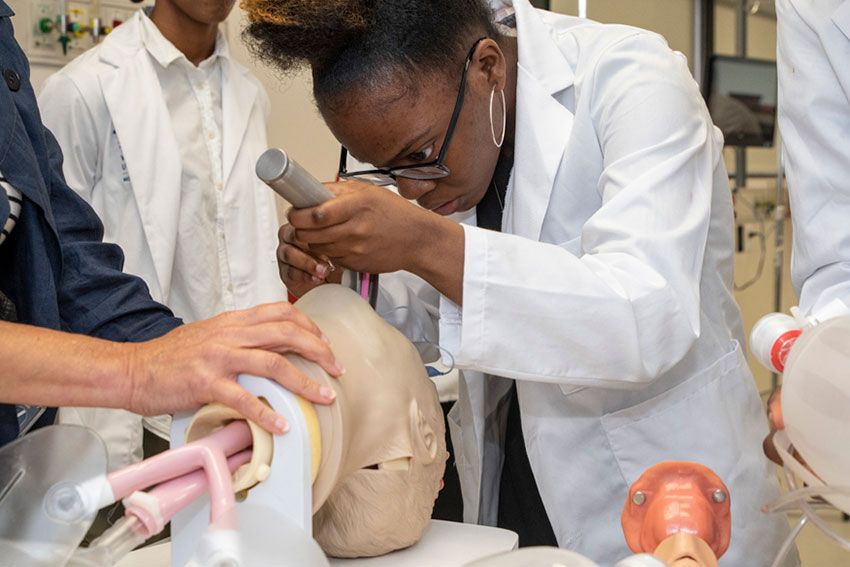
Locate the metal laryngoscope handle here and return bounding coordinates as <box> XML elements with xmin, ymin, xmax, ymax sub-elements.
<box><xmin>256</xmin><ymin>149</ymin><xmax>378</xmax><ymax>308</ymax></box>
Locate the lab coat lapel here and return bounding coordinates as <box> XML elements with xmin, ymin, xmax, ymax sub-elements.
<box><xmin>504</xmin><ymin>0</ymin><xmax>575</xmax><ymax>240</ymax></box>
<box><xmin>833</xmin><ymin>0</ymin><xmax>850</xmax><ymax>42</ymax></box>
<box><xmin>98</xmin><ymin>15</ymin><xmax>181</xmax><ymax>301</ymax></box>
<box><xmin>221</xmin><ymin>59</ymin><xmax>258</xmax><ymax>187</ymax></box>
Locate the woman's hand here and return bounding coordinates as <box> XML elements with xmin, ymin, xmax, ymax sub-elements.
<box><xmin>288</xmin><ymin>180</ymin><xmax>433</xmax><ymax>274</ymax></box>
<box><xmin>277</xmin><ymin>222</ymin><xmax>342</xmax><ymax>299</ymax></box>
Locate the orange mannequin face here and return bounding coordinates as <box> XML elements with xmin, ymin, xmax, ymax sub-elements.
<box><xmin>621</xmin><ymin>461</ymin><xmax>731</xmax><ymax>560</ymax></box>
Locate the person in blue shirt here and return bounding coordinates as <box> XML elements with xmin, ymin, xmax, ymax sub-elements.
<box><xmin>0</xmin><ymin>1</ymin><xmax>341</xmax><ymax>447</ymax></box>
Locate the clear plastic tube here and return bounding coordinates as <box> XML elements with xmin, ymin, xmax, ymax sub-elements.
<box><xmin>65</xmin><ymin>516</ymin><xmax>147</xmax><ymax>567</ymax></box>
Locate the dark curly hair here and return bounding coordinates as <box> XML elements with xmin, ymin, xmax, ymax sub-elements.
<box><xmin>241</xmin><ymin>0</ymin><xmax>499</xmax><ymax>108</ymax></box>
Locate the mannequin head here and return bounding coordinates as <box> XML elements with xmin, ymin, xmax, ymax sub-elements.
<box><xmin>621</xmin><ymin>462</ymin><xmax>730</xmax><ymax>561</ymax></box>
<box><xmin>287</xmin><ymin>285</ymin><xmax>447</xmax><ymax>557</ymax></box>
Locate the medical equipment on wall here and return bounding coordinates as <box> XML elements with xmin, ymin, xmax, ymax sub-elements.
<box><xmin>256</xmin><ymin>148</ymin><xmax>379</xmax><ymax>308</ymax></box>
<box><xmin>7</xmin><ymin>0</ymin><xmax>152</xmax><ymax>64</ymax></box>
<box><xmin>751</xmin><ymin>300</ymin><xmax>850</xmax><ymax>566</ymax></box>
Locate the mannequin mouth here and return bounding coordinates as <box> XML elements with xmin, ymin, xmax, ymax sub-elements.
<box><xmin>362</xmin><ymin>457</ymin><xmax>412</xmax><ymax>471</ymax></box>
<box><xmin>669</xmin><ymin>558</ymin><xmax>701</xmax><ymax>567</ymax></box>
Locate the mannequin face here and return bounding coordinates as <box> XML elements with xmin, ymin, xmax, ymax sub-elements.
<box><xmin>621</xmin><ymin>462</ymin><xmax>730</xmax><ymax>560</ymax></box>
<box><xmin>290</xmin><ymin>285</ymin><xmax>447</xmax><ymax>557</ymax></box>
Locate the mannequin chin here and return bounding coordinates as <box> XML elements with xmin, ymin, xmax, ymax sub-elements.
<box><xmin>288</xmin><ymin>285</ymin><xmax>448</xmax><ymax>558</ymax></box>
<box><xmin>653</xmin><ymin>533</ymin><xmax>718</xmax><ymax>567</ymax></box>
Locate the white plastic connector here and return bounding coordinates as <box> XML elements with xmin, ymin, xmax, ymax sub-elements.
<box><xmin>197</xmin><ymin>528</ymin><xmax>242</xmax><ymax>567</ymax></box>
<box><xmin>123</xmin><ymin>490</ymin><xmax>165</xmax><ymax>534</ymax></box>
<box><xmin>751</xmin><ymin>313</ymin><xmax>801</xmax><ymax>373</ymax></box>
<box><xmin>806</xmin><ymin>298</ymin><xmax>850</xmax><ymax>326</ymax></box>
<box><xmin>44</xmin><ymin>474</ymin><xmax>114</xmax><ymax>525</ymax></box>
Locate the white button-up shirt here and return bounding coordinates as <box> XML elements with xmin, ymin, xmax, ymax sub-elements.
<box><xmin>139</xmin><ymin>11</ymin><xmax>234</xmax><ymax>321</ymax></box>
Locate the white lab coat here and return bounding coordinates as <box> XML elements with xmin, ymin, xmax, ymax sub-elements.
<box><xmin>777</xmin><ymin>0</ymin><xmax>850</xmax><ymax>319</ymax></box>
<box><xmin>379</xmin><ymin>2</ymin><xmax>793</xmax><ymax>565</ymax></box>
<box><xmin>37</xmin><ymin>12</ymin><xmax>284</xmax><ymax>469</ymax></box>
<box><xmin>38</xmin><ymin>12</ymin><xmax>283</xmax><ymax>310</ymax></box>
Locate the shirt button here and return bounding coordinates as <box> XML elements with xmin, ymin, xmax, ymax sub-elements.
<box><xmin>3</xmin><ymin>69</ymin><xmax>21</xmax><ymax>92</ymax></box>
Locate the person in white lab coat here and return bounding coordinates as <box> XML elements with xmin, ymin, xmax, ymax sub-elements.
<box><xmin>776</xmin><ymin>0</ymin><xmax>850</xmax><ymax>319</ymax></box>
<box><xmin>38</xmin><ymin>0</ymin><xmax>284</xmax><ymax>470</ymax></box>
<box><xmin>244</xmin><ymin>0</ymin><xmax>793</xmax><ymax>564</ymax></box>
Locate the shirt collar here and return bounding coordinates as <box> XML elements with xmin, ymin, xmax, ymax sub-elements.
<box><xmin>140</xmin><ymin>7</ymin><xmax>229</xmax><ymax>70</ymax></box>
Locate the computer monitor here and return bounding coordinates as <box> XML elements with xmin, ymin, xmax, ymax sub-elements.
<box><xmin>707</xmin><ymin>55</ymin><xmax>778</xmax><ymax>148</ymax></box>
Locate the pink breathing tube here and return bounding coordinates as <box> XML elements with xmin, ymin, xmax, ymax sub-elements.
<box><xmin>106</xmin><ymin>420</ymin><xmax>253</xmax><ymax>537</ymax></box>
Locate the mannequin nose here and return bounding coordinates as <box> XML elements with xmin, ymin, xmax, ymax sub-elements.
<box><xmin>396</xmin><ymin>178</ymin><xmax>437</xmax><ymax>201</ymax></box>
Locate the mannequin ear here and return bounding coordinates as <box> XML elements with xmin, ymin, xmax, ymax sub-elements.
<box><xmin>409</xmin><ymin>400</ymin><xmax>438</xmax><ymax>464</ymax></box>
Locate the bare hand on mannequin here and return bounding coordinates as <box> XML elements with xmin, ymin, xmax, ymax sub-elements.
<box><xmin>127</xmin><ymin>303</ymin><xmax>343</xmax><ymax>432</ymax></box>
<box><xmin>0</xmin><ymin>303</ymin><xmax>343</xmax><ymax>435</ymax></box>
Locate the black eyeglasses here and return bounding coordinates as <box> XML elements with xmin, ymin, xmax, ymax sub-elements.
<box><xmin>338</xmin><ymin>37</ymin><xmax>487</xmax><ymax>183</ymax></box>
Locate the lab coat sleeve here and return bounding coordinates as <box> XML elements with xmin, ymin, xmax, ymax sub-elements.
<box><xmin>38</xmin><ymin>71</ymin><xmax>100</xmax><ymax>202</ymax></box>
<box><xmin>441</xmin><ymin>34</ymin><xmax>718</xmax><ymax>387</ymax></box>
<box><xmin>42</xmin><ymin>123</ymin><xmax>183</xmax><ymax>342</ymax></box>
<box><xmin>777</xmin><ymin>0</ymin><xmax>850</xmax><ymax>318</ymax></box>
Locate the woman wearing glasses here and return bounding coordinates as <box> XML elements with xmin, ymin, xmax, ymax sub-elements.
<box><xmin>243</xmin><ymin>0</ymin><xmax>792</xmax><ymax>564</ymax></box>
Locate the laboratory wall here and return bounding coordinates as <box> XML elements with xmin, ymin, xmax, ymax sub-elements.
<box><xmin>223</xmin><ymin>10</ymin><xmax>339</xmax><ymax>185</ymax></box>
<box><xmin>13</xmin><ymin>1</ymin><xmax>790</xmax><ymax>393</ymax></box>
<box><xmin>551</xmin><ymin>0</ymin><xmax>695</xmax><ymax>62</ymax></box>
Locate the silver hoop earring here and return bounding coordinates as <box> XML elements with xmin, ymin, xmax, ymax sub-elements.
<box><xmin>489</xmin><ymin>86</ymin><xmax>506</xmax><ymax>148</ymax></box>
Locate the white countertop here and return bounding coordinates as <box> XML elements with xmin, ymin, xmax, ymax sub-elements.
<box><xmin>116</xmin><ymin>520</ymin><xmax>518</xmax><ymax>567</ymax></box>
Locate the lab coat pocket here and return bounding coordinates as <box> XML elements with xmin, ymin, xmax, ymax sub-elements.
<box><xmin>603</xmin><ymin>344</ymin><xmax>792</xmax><ymax>566</ymax></box>
<box><xmin>600</xmin><ymin>342</ymin><xmax>754</xmax><ymax>486</ymax></box>
<box><xmin>834</xmin><ymin>0</ymin><xmax>850</xmax><ymax>41</ymax></box>
<box><xmin>559</xmin><ymin>384</ymin><xmax>586</xmax><ymax>396</ymax></box>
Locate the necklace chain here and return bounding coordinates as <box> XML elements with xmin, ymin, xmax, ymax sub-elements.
<box><xmin>492</xmin><ymin>180</ymin><xmax>505</xmax><ymax>212</ymax></box>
